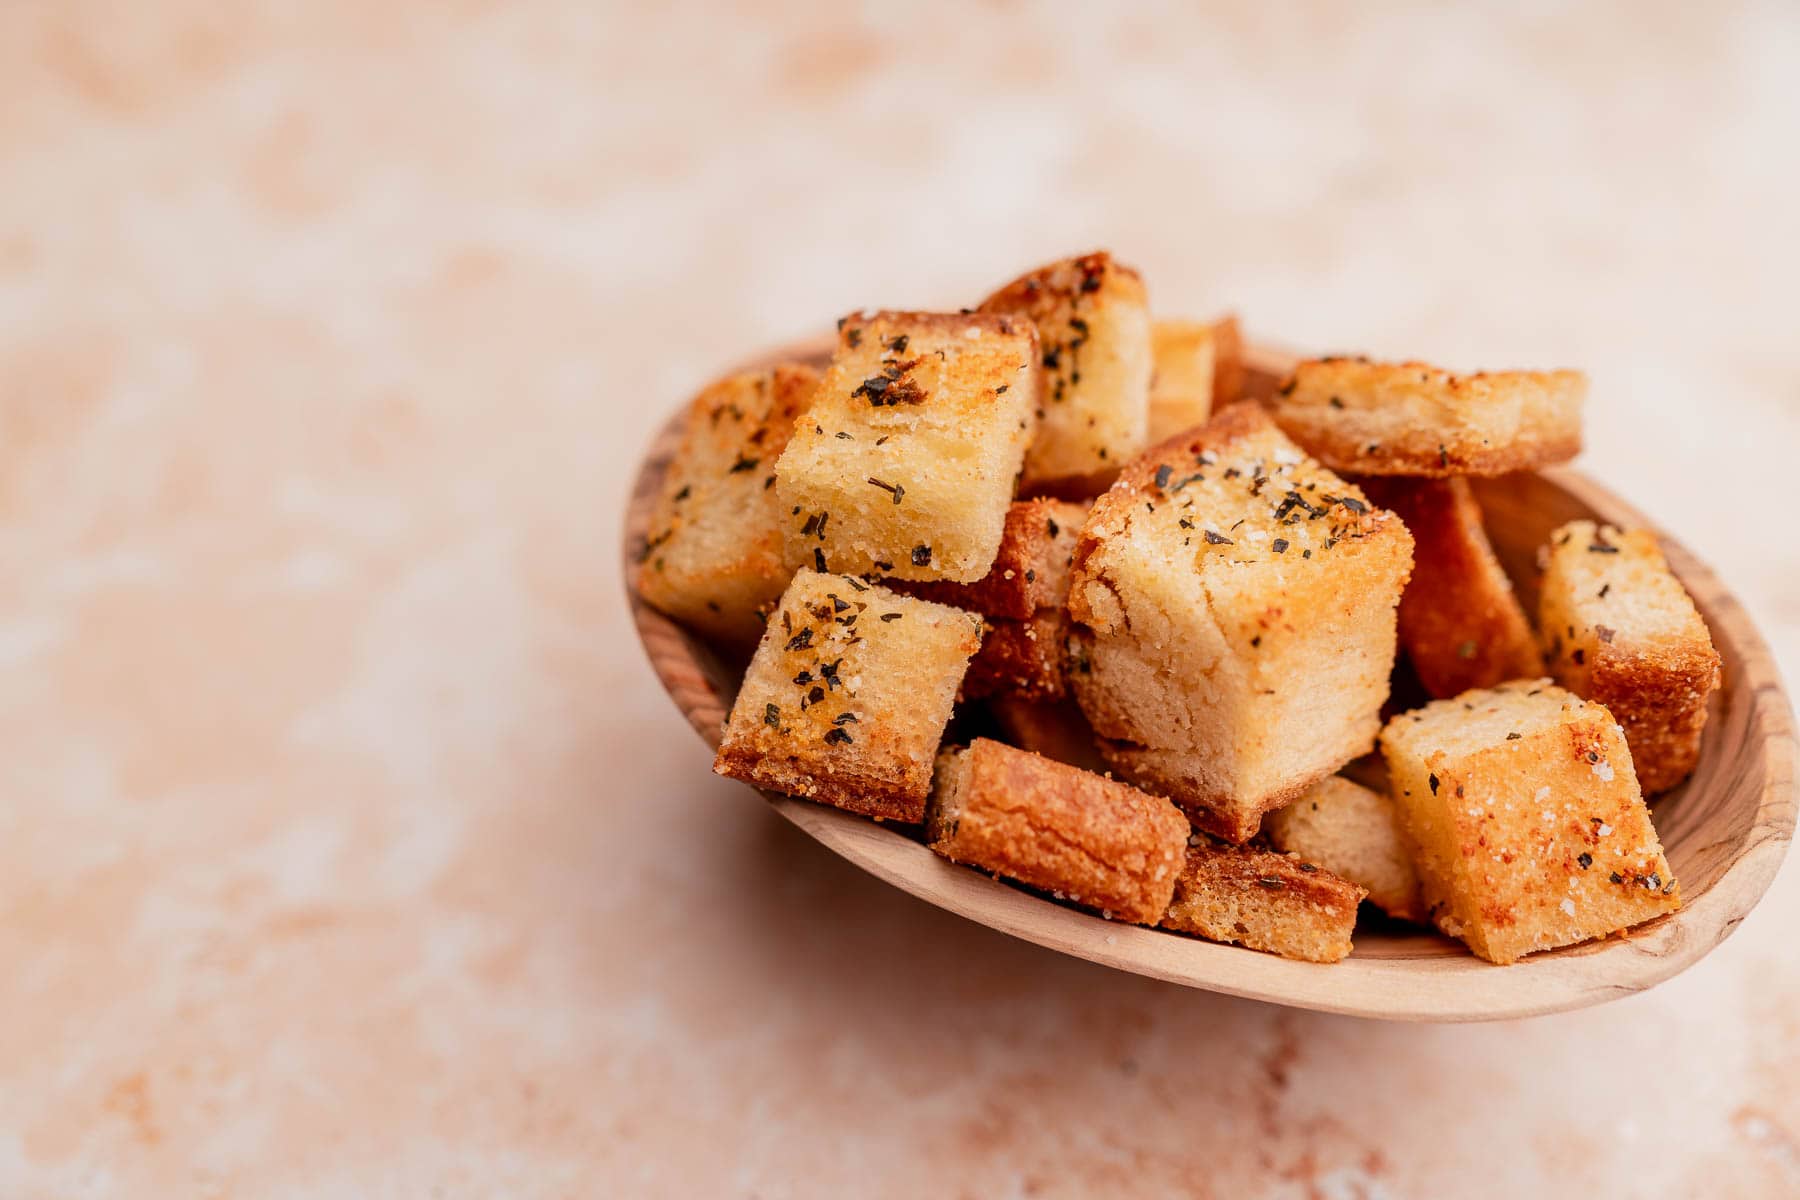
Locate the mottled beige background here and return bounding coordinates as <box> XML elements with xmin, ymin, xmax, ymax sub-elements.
<box><xmin>3</xmin><ymin>2</ymin><xmax>1798</xmax><ymax>1197</ymax></box>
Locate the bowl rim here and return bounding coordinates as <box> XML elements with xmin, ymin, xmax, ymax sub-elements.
<box><xmin>623</xmin><ymin>333</ymin><xmax>1797</xmax><ymax>1022</ymax></box>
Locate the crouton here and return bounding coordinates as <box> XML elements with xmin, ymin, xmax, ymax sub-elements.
<box><xmin>1538</xmin><ymin>521</ymin><xmax>1721</xmax><ymax>793</ymax></box>
<box><xmin>980</xmin><ymin>252</ymin><xmax>1151</xmax><ymax>494</ymax></box>
<box><xmin>714</xmin><ymin>570</ymin><xmax>982</xmax><ymax>822</ymax></box>
<box><xmin>1379</xmin><ymin>680</ymin><xmax>1680</xmax><ymax>964</ymax></box>
<box><xmin>928</xmin><ymin>739</ymin><xmax>1190</xmax><ymax>924</ymax></box>
<box><xmin>774</xmin><ymin>311</ymin><xmax>1041</xmax><ymax>583</ymax></box>
<box><xmin>898</xmin><ymin>499</ymin><xmax>1086</xmax><ymax>619</ymax></box>
<box><xmin>1269</xmin><ymin>357</ymin><xmax>1585</xmax><ymax>477</ymax></box>
<box><xmin>961</xmin><ymin>608</ymin><xmax>1069</xmax><ymax>703</ymax></box>
<box><xmin>1263</xmin><ymin>776</ymin><xmax>1424</xmax><ymax>922</ymax></box>
<box><xmin>636</xmin><ymin>363</ymin><xmax>820</xmax><ymax>641</ymax></box>
<box><xmin>1211</xmin><ymin>314</ymin><xmax>1245</xmax><ymax>407</ymax></box>
<box><xmin>1360</xmin><ymin>476</ymin><xmax>1543</xmax><ymax>697</ymax></box>
<box><xmin>1148</xmin><ymin>319</ymin><xmax>1216</xmax><ymax>442</ymax></box>
<box><xmin>1067</xmin><ymin>403</ymin><xmax>1414</xmax><ymax>843</ymax></box>
<box><xmin>1159</xmin><ymin>838</ymin><xmax>1366</xmax><ymax>963</ymax></box>
<box><xmin>986</xmin><ymin>696</ymin><xmax>1108</xmax><ymax>774</ymax></box>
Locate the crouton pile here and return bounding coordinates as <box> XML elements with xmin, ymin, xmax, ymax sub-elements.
<box><xmin>636</xmin><ymin>251</ymin><xmax>1720</xmax><ymax>966</ymax></box>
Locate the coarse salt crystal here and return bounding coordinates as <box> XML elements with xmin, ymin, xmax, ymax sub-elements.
<box><xmin>1597</xmin><ymin>822</ymin><xmax>1614</xmax><ymax>836</ymax></box>
<box><xmin>1592</xmin><ymin>761</ymin><xmax>1615</xmax><ymax>782</ymax></box>
<box><xmin>1560</xmin><ymin>898</ymin><xmax>1576</xmax><ymax>917</ymax></box>
<box><xmin>1535</xmin><ymin>786</ymin><xmax>1551</xmax><ymax>802</ymax></box>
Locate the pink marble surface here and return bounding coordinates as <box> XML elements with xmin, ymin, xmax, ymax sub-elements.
<box><xmin>3</xmin><ymin>3</ymin><xmax>1798</xmax><ymax>1196</ymax></box>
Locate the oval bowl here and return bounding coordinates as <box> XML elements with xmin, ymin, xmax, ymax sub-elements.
<box><xmin>624</xmin><ymin>334</ymin><xmax>1795</xmax><ymax>1021</ymax></box>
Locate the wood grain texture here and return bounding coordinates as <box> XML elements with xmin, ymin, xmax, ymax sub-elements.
<box><xmin>623</xmin><ymin>334</ymin><xmax>1796</xmax><ymax>1022</ymax></box>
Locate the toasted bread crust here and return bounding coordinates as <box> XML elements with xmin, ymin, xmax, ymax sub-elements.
<box><xmin>1360</xmin><ymin>476</ymin><xmax>1543</xmax><ymax>696</ymax></box>
<box><xmin>897</xmin><ymin>499</ymin><xmax>1087</xmax><ymax>619</ymax></box>
<box><xmin>961</xmin><ymin>608</ymin><xmax>1069</xmax><ymax>703</ymax></box>
<box><xmin>1538</xmin><ymin>521</ymin><xmax>1721</xmax><ymax>793</ymax></box>
<box><xmin>928</xmin><ymin>739</ymin><xmax>1190</xmax><ymax>924</ymax></box>
<box><xmin>1159</xmin><ymin>838</ymin><xmax>1365</xmax><ymax>963</ymax></box>
<box><xmin>1094</xmin><ymin>743</ymin><xmax>1340</xmax><ymax>844</ymax></box>
<box><xmin>714</xmin><ymin>742</ymin><xmax>932</xmax><ymax>823</ymax></box>
<box><xmin>1270</xmin><ymin>357</ymin><xmax>1585</xmax><ymax>477</ymax></box>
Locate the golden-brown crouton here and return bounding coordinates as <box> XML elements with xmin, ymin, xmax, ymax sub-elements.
<box><xmin>980</xmin><ymin>252</ymin><xmax>1151</xmax><ymax>494</ymax></box>
<box><xmin>775</xmin><ymin>311</ymin><xmax>1040</xmax><ymax>583</ymax></box>
<box><xmin>636</xmin><ymin>363</ymin><xmax>820</xmax><ymax>641</ymax></box>
<box><xmin>1538</xmin><ymin>521</ymin><xmax>1721</xmax><ymax>793</ymax></box>
<box><xmin>1148</xmin><ymin>319</ymin><xmax>1216</xmax><ymax>442</ymax></box>
<box><xmin>897</xmin><ymin>499</ymin><xmax>1086</xmax><ymax>619</ymax></box>
<box><xmin>1211</xmin><ymin>314</ymin><xmax>1245</xmax><ymax>407</ymax></box>
<box><xmin>1270</xmin><ymin>357</ymin><xmax>1585</xmax><ymax>477</ymax></box>
<box><xmin>1263</xmin><ymin>776</ymin><xmax>1424</xmax><ymax>922</ymax></box>
<box><xmin>961</xmin><ymin>608</ymin><xmax>1069</xmax><ymax>703</ymax></box>
<box><xmin>1379</xmin><ymin>680</ymin><xmax>1680</xmax><ymax>964</ymax></box>
<box><xmin>1067</xmin><ymin>403</ymin><xmax>1414</xmax><ymax>843</ymax></box>
<box><xmin>928</xmin><ymin>738</ymin><xmax>1190</xmax><ymax>923</ymax></box>
<box><xmin>714</xmin><ymin>570</ymin><xmax>982</xmax><ymax>822</ymax></box>
<box><xmin>1359</xmin><ymin>476</ymin><xmax>1543</xmax><ymax>697</ymax></box>
<box><xmin>1159</xmin><ymin>838</ymin><xmax>1365</xmax><ymax>962</ymax></box>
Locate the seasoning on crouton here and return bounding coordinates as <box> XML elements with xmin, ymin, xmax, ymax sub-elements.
<box><xmin>1538</xmin><ymin>521</ymin><xmax>1721</xmax><ymax>793</ymax></box>
<box><xmin>636</xmin><ymin>363</ymin><xmax>820</xmax><ymax>641</ymax></box>
<box><xmin>980</xmin><ymin>251</ymin><xmax>1151</xmax><ymax>495</ymax></box>
<box><xmin>1159</xmin><ymin>837</ymin><xmax>1366</xmax><ymax>962</ymax></box>
<box><xmin>715</xmin><ymin>570</ymin><xmax>982</xmax><ymax>822</ymax></box>
<box><xmin>928</xmin><ymin>738</ymin><xmax>1189</xmax><ymax>924</ymax></box>
<box><xmin>1270</xmin><ymin>357</ymin><xmax>1585</xmax><ymax>477</ymax></box>
<box><xmin>1360</xmin><ymin>476</ymin><xmax>1543</xmax><ymax>697</ymax></box>
<box><xmin>898</xmin><ymin>498</ymin><xmax>1086</xmax><ymax>619</ymax></box>
<box><xmin>1264</xmin><ymin>776</ymin><xmax>1424</xmax><ymax>922</ymax></box>
<box><xmin>1067</xmin><ymin>403</ymin><xmax>1414</xmax><ymax>843</ymax></box>
<box><xmin>774</xmin><ymin>311</ymin><xmax>1040</xmax><ymax>583</ymax></box>
<box><xmin>1379</xmin><ymin>680</ymin><xmax>1680</xmax><ymax>964</ymax></box>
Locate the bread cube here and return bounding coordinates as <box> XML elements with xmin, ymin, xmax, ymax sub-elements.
<box><xmin>1270</xmin><ymin>357</ymin><xmax>1585</xmax><ymax>477</ymax></box>
<box><xmin>1538</xmin><ymin>521</ymin><xmax>1721</xmax><ymax>793</ymax></box>
<box><xmin>1148</xmin><ymin>319</ymin><xmax>1216</xmax><ymax>442</ymax></box>
<box><xmin>636</xmin><ymin>363</ymin><xmax>820</xmax><ymax>641</ymax></box>
<box><xmin>961</xmin><ymin>608</ymin><xmax>1068</xmax><ymax>702</ymax></box>
<box><xmin>899</xmin><ymin>498</ymin><xmax>1086</xmax><ymax>619</ymax></box>
<box><xmin>1379</xmin><ymin>680</ymin><xmax>1680</xmax><ymax>964</ymax></box>
<box><xmin>1067</xmin><ymin>403</ymin><xmax>1414</xmax><ymax>843</ymax></box>
<box><xmin>774</xmin><ymin>311</ymin><xmax>1041</xmax><ymax>583</ymax></box>
<box><xmin>1264</xmin><ymin>776</ymin><xmax>1424</xmax><ymax>922</ymax></box>
<box><xmin>979</xmin><ymin>252</ymin><xmax>1151</xmax><ymax>493</ymax></box>
<box><xmin>1360</xmin><ymin>477</ymin><xmax>1543</xmax><ymax>697</ymax></box>
<box><xmin>928</xmin><ymin>738</ymin><xmax>1189</xmax><ymax>923</ymax></box>
<box><xmin>1148</xmin><ymin>314</ymin><xmax>1244</xmax><ymax>441</ymax></box>
<box><xmin>714</xmin><ymin>570</ymin><xmax>982</xmax><ymax>822</ymax></box>
<box><xmin>986</xmin><ymin>696</ymin><xmax>1107</xmax><ymax>774</ymax></box>
<box><xmin>1159</xmin><ymin>838</ymin><xmax>1366</xmax><ymax>962</ymax></box>
<box><xmin>1211</xmin><ymin>314</ymin><xmax>1245</xmax><ymax>407</ymax></box>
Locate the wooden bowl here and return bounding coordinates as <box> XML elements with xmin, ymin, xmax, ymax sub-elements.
<box><xmin>624</xmin><ymin>335</ymin><xmax>1796</xmax><ymax>1022</ymax></box>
